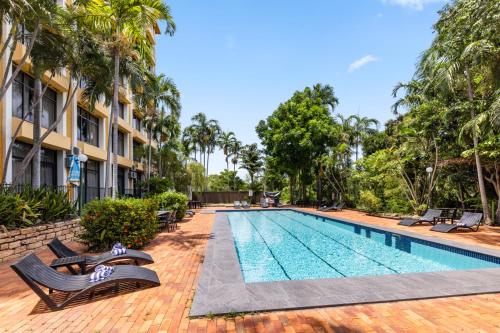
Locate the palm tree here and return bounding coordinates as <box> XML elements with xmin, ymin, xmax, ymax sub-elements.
<box><xmin>190</xmin><ymin>113</ymin><xmax>220</xmax><ymax>182</ymax></box>
<box><xmin>309</xmin><ymin>83</ymin><xmax>339</xmax><ymax>112</ymax></box>
<box><xmin>0</xmin><ymin>0</ymin><xmax>49</xmax><ymax>100</ymax></box>
<box><xmin>83</xmin><ymin>0</ymin><xmax>175</xmax><ymax>198</ymax></box>
<box><xmin>181</xmin><ymin>125</ymin><xmax>198</xmax><ymax>162</ymax></box>
<box><xmin>229</xmin><ymin>139</ymin><xmax>242</xmax><ymax>191</ymax></box>
<box><xmin>416</xmin><ymin>0</ymin><xmax>497</xmax><ymax>223</ymax></box>
<box><xmin>9</xmin><ymin>5</ymin><xmax>112</xmax><ymax>186</ymax></box>
<box><xmin>136</xmin><ymin>72</ymin><xmax>180</xmax><ymax>181</ymax></box>
<box><xmin>239</xmin><ymin>143</ymin><xmax>263</xmax><ymax>190</ymax></box>
<box><xmin>347</xmin><ymin>115</ymin><xmax>379</xmax><ymax>161</ymax></box>
<box><xmin>217</xmin><ymin>131</ymin><xmax>236</xmax><ymax>189</ymax></box>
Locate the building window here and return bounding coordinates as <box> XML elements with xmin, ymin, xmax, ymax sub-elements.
<box><xmin>132</xmin><ymin>112</ymin><xmax>141</xmax><ymax>131</ymax></box>
<box><xmin>118</xmin><ymin>167</ymin><xmax>125</xmax><ymax>195</ymax></box>
<box><xmin>12</xmin><ymin>68</ymin><xmax>57</xmax><ymax>129</ymax></box>
<box><xmin>118</xmin><ymin>102</ymin><xmax>125</xmax><ymax>119</ymax></box>
<box><xmin>12</xmin><ymin>141</ymin><xmax>57</xmax><ymax>187</ymax></box>
<box><xmin>77</xmin><ymin>107</ymin><xmax>99</xmax><ymax>146</ymax></box>
<box><xmin>83</xmin><ymin>160</ymin><xmax>100</xmax><ymax>203</ymax></box>
<box><xmin>112</xmin><ymin>131</ymin><xmax>126</xmax><ymax>156</ymax></box>
<box><xmin>133</xmin><ymin>140</ymin><xmax>143</xmax><ymax>162</ymax></box>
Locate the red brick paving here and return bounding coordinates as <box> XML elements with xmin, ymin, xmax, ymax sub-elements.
<box><xmin>0</xmin><ymin>208</ymin><xmax>499</xmax><ymax>332</ymax></box>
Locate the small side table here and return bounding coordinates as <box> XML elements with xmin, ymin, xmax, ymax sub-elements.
<box><xmin>50</xmin><ymin>255</ymin><xmax>87</xmax><ymax>275</ymax></box>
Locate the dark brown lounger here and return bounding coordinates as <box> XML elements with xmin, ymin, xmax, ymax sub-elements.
<box><xmin>398</xmin><ymin>209</ymin><xmax>442</xmax><ymax>226</ymax></box>
<box><xmin>431</xmin><ymin>212</ymin><xmax>483</xmax><ymax>233</ymax></box>
<box><xmin>48</xmin><ymin>238</ymin><xmax>153</xmax><ymax>273</ymax></box>
<box><xmin>318</xmin><ymin>202</ymin><xmax>345</xmax><ymax>212</ymax></box>
<box><xmin>11</xmin><ymin>253</ymin><xmax>160</xmax><ymax>310</ymax></box>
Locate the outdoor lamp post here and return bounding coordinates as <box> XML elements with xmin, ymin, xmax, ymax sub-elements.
<box><xmin>426</xmin><ymin>166</ymin><xmax>433</xmax><ymax>207</ymax></box>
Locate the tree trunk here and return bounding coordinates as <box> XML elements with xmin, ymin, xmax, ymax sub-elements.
<box><xmin>147</xmin><ymin>129</ymin><xmax>152</xmax><ymax>181</ymax></box>
<box><xmin>104</xmin><ymin>108</ymin><xmax>113</xmax><ymax>196</ymax></box>
<box><xmin>233</xmin><ymin>162</ymin><xmax>236</xmax><ymax>191</ymax></box>
<box><xmin>111</xmin><ymin>51</ymin><xmax>120</xmax><ymax>199</ymax></box>
<box><xmin>226</xmin><ymin>156</ymin><xmax>230</xmax><ymax>190</ymax></box>
<box><xmin>32</xmin><ymin>78</ymin><xmax>42</xmax><ymax>188</ymax></box>
<box><xmin>0</xmin><ymin>21</ymin><xmax>41</xmax><ymax>100</ymax></box>
<box><xmin>158</xmin><ymin>142</ymin><xmax>162</xmax><ymax>178</ymax></box>
<box><xmin>206</xmin><ymin>151</ymin><xmax>210</xmax><ymax>191</ymax></box>
<box><xmin>465</xmin><ymin>68</ymin><xmax>491</xmax><ymax>224</ymax></box>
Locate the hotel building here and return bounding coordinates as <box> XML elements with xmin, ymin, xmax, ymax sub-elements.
<box><xmin>0</xmin><ymin>7</ymin><xmax>159</xmax><ymax>203</ymax></box>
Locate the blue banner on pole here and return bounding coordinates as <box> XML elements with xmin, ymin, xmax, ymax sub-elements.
<box><xmin>67</xmin><ymin>155</ymin><xmax>80</xmax><ymax>185</ymax></box>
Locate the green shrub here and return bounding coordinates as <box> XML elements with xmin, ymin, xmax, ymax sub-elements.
<box><xmin>0</xmin><ymin>186</ymin><xmax>76</xmax><ymax>230</ymax></box>
<box><xmin>80</xmin><ymin>198</ymin><xmax>159</xmax><ymax>251</ymax></box>
<box><xmin>359</xmin><ymin>190</ymin><xmax>382</xmax><ymax>213</ymax></box>
<box><xmin>153</xmin><ymin>191</ymin><xmax>188</xmax><ymax>219</ymax></box>
<box><xmin>137</xmin><ymin>177</ymin><xmax>172</xmax><ymax>196</ymax></box>
<box><xmin>0</xmin><ymin>193</ymin><xmax>40</xmax><ymax>229</ymax></box>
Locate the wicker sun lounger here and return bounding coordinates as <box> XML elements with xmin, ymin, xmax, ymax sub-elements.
<box><xmin>11</xmin><ymin>253</ymin><xmax>160</xmax><ymax>310</ymax></box>
<box><xmin>398</xmin><ymin>209</ymin><xmax>442</xmax><ymax>226</ymax></box>
<box><xmin>431</xmin><ymin>212</ymin><xmax>483</xmax><ymax>233</ymax></box>
<box><xmin>48</xmin><ymin>238</ymin><xmax>153</xmax><ymax>273</ymax></box>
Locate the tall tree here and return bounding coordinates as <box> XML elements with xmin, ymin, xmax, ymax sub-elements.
<box><xmin>230</xmin><ymin>139</ymin><xmax>242</xmax><ymax>191</ymax></box>
<box><xmin>83</xmin><ymin>0</ymin><xmax>175</xmax><ymax>198</ymax></box>
<box><xmin>135</xmin><ymin>72</ymin><xmax>180</xmax><ymax>181</ymax></box>
<box><xmin>347</xmin><ymin>115</ymin><xmax>379</xmax><ymax>161</ymax></box>
<box><xmin>239</xmin><ymin>143</ymin><xmax>263</xmax><ymax>190</ymax></box>
<box><xmin>418</xmin><ymin>0</ymin><xmax>499</xmax><ymax>223</ymax></box>
<box><xmin>218</xmin><ymin>131</ymin><xmax>236</xmax><ymax>190</ymax></box>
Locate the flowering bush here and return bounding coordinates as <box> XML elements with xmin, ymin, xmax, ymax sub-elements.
<box><xmin>80</xmin><ymin>198</ymin><xmax>159</xmax><ymax>251</ymax></box>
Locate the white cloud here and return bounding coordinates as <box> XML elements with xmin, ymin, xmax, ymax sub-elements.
<box><xmin>382</xmin><ymin>0</ymin><xmax>444</xmax><ymax>11</ymax></box>
<box><xmin>348</xmin><ymin>55</ymin><xmax>379</xmax><ymax>72</ymax></box>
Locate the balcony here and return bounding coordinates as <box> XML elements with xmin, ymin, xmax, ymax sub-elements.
<box><xmin>12</xmin><ymin>117</ymin><xmax>70</xmax><ymax>151</ymax></box>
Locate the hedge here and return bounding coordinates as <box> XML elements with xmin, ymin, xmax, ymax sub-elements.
<box><xmin>80</xmin><ymin>198</ymin><xmax>159</xmax><ymax>251</ymax></box>
<box><xmin>154</xmin><ymin>191</ymin><xmax>188</xmax><ymax>220</ymax></box>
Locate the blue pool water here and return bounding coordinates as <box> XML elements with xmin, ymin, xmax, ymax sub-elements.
<box><xmin>227</xmin><ymin>210</ymin><xmax>500</xmax><ymax>283</ymax></box>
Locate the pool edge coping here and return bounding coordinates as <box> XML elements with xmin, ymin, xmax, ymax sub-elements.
<box><xmin>189</xmin><ymin>209</ymin><xmax>500</xmax><ymax>317</ymax></box>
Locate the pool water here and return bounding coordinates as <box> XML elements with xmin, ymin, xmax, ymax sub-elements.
<box><xmin>227</xmin><ymin>210</ymin><xmax>500</xmax><ymax>283</ymax></box>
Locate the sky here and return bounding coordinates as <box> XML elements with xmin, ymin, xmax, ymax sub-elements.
<box><xmin>154</xmin><ymin>0</ymin><xmax>447</xmax><ymax>177</ymax></box>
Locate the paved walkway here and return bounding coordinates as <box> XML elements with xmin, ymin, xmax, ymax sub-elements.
<box><xmin>0</xmin><ymin>208</ymin><xmax>499</xmax><ymax>332</ymax></box>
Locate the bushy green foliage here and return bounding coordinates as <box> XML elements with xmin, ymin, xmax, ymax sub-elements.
<box><xmin>359</xmin><ymin>190</ymin><xmax>382</xmax><ymax>213</ymax></box>
<box><xmin>0</xmin><ymin>187</ymin><xmax>76</xmax><ymax>230</ymax></box>
<box><xmin>153</xmin><ymin>191</ymin><xmax>188</xmax><ymax>219</ymax></box>
<box><xmin>137</xmin><ymin>177</ymin><xmax>172</xmax><ymax>196</ymax></box>
<box><xmin>80</xmin><ymin>198</ymin><xmax>159</xmax><ymax>251</ymax></box>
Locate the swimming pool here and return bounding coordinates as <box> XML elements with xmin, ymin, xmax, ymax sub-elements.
<box><xmin>227</xmin><ymin>210</ymin><xmax>500</xmax><ymax>283</ymax></box>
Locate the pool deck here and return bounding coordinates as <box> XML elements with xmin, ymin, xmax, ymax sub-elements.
<box><xmin>190</xmin><ymin>209</ymin><xmax>500</xmax><ymax>316</ymax></box>
<box><xmin>0</xmin><ymin>207</ymin><xmax>499</xmax><ymax>332</ymax></box>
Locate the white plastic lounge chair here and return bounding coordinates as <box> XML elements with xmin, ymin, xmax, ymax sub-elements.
<box><xmin>431</xmin><ymin>212</ymin><xmax>483</xmax><ymax>233</ymax></box>
<box><xmin>234</xmin><ymin>201</ymin><xmax>242</xmax><ymax>209</ymax></box>
<box><xmin>398</xmin><ymin>209</ymin><xmax>442</xmax><ymax>226</ymax></box>
<box><xmin>241</xmin><ymin>201</ymin><xmax>250</xmax><ymax>208</ymax></box>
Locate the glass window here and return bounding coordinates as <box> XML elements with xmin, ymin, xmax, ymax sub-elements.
<box><xmin>83</xmin><ymin>160</ymin><xmax>100</xmax><ymax>203</ymax></box>
<box><xmin>77</xmin><ymin>107</ymin><xmax>99</xmax><ymax>146</ymax></box>
<box><xmin>112</xmin><ymin>131</ymin><xmax>126</xmax><ymax>156</ymax></box>
<box><xmin>133</xmin><ymin>140</ymin><xmax>141</xmax><ymax>162</ymax></box>
<box><xmin>132</xmin><ymin>112</ymin><xmax>141</xmax><ymax>131</ymax></box>
<box><xmin>12</xmin><ymin>68</ymin><xmax>57</xmax><ymax>130</ymax></box>
<box><xmin>118</xmin><ymin>102</ymin><xmax>125</xmax><ymax>119</ymax></box>
<box><xmin>12</xmin><ymin>141</ymin><xmax>57</xmax><ymax>187</ymax></box>
<box><xmin>117</xmin><ymin>167</ymin><xmax>125</xmax><ymax>195</ymax></box>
